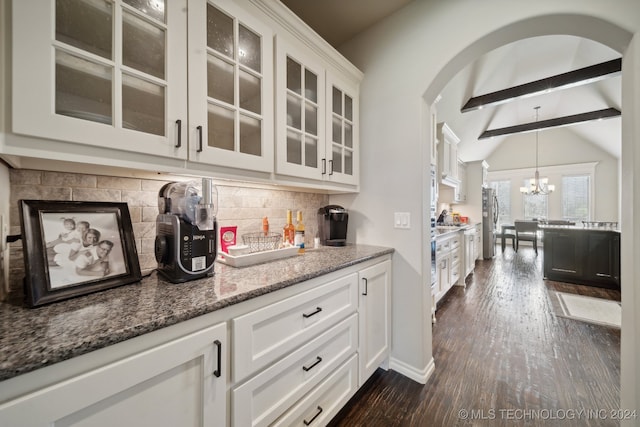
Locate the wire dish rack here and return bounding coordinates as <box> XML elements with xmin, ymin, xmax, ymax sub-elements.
<box><xmin>242</xmin><ymin>232</ymin><xmax>282</xmax><ymax>253</ymax></box>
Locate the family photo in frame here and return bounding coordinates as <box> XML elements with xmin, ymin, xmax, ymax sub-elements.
<box><xmin>19</xmin><ymin>200</ymin><xmax>142</xmax><ymax>307</ymax></box>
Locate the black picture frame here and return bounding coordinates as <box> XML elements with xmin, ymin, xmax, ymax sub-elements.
<box><xmin>19</xmin><ymin>200</ymin><xmax>142</xmax><ymax>307</ymax></box>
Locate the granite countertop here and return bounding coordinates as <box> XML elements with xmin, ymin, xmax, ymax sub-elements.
<box><xmin>435</xmin><ymin>223</ymin><xmax>477</xmax><ymax>238</ymax></box>
<box><xmin>0</xmin><ymin>244</ymin><xmax>393</xmax><ymax>382</ymax></box>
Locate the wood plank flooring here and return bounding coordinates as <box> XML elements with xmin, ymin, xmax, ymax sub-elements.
<box><xmin>329</xmin><ymin>247</ymin><xmax>621</xmax><ymax>426</ymax></box>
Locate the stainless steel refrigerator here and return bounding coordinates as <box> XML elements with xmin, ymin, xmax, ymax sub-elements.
<box><xmin>482</xmin><ymin>187</ymin><xmax>498</xmax><ymax>259</ymax></box>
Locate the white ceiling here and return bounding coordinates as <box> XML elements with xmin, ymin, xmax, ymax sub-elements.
<box><xmin>279</xmin><ymin>0</ymin><xmax>622</xmax><ymax>161</ymax></box>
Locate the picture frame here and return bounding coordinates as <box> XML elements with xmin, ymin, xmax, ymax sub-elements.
<box><xmin>19</xmin><ymin>200</ymin><xmax>142</xmax><ymax>307</ymax></box>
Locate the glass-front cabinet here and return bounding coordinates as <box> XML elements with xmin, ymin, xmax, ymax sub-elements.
<box><xmin>326</xmin><ymin>73</ymin><xmax>358</xmax><ymax>185</ymax></box>
<box><xmin>12</xmin><ymin>0</ymin><xmax>189</xmax><ymax>159</ymax></box>
<box><xmin>275</xmin><ymin>35</ymin><xmax>325</xmax><ymax>180</ymax></box>
<box><xmin>187</xmin><ymin>0</ymin><xmax>273</xmax><ymax>171</ymax></box>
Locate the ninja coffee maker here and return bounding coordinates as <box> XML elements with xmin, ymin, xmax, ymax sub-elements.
<box><xmin>155</xmin><ymin>178</ymin><xmax>218</xmax><ymax>283</ymax></box>
<box><xmin>317</xmin><ymin>205</ymin><xmax>349</xmax><ymax>246</ymax></box>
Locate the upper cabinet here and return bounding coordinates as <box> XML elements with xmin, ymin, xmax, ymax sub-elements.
<box><xmin>275</xmin><ymin>35</ymin><xmax>359</xmax><ymax>186</ymax></box>
<box><xmin>8</xmin><ymin>0</ymin><xmax>361</xmax><ymax>191</ymax></box>
<box><xmin>12</xmin><ymin>0</ymin><xmax>189</xmax><ymax>159</ymax></box>
<box><xmin>437</xmin><ymin>122</ymin><xmax>460</xmax><ymax>187</ymax></box>
<box><xmin>187</xmin><ymin>0</ymin><xmax>273</xmax><ymax>171</ymax></box>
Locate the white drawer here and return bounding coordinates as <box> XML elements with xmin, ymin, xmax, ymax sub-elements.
<box><xmin>232</xmin><ymin>314</ymin><xmax>358</xmax><ymax>427</ymax></box>
<box><xmin>272</xmin><ymin>354</ymin><xmax>358</xmax><ymax>427</ymax></box>
<box><xmin>233</xmin><ymin>273</ymin><xmax>358</xmax><ymax>381</ymax></box>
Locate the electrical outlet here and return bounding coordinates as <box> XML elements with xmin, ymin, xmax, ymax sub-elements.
<box><xmin>394</xmin><ymin>212</ymin><xmax>411</xmax><ymax>229</ymax></box>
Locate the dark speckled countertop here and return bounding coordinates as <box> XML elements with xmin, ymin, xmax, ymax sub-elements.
<box><xmin>0</xmin><ymin>244</ymin><xmax>393</xmax><ymax>382</ymax></box>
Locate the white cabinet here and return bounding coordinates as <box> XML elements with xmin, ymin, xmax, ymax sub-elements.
<box><xmin>358</xmin><ymin>259</ymin><xmax>391</xmax><ymax>386</ymax></box>
<box><xmin>0</xmin><ymin>322</ymin><xmax>227</xmax><ymax>427</ymax></box>
<box><xmin>454</xmin><ymin>159</ymin><xmax>467</xmax><ymax>202</ymax></box>
<box><xmin>475</xmin><ymin>224</ymin><xmax>482</xmax><ymax>260</ymax></box>
<box><xmin>232</xmin><ymin>272</ymin><xmax>358</xmax><ymax>382</ymax></box>
<box><xmin>275</xmin><ymin>35</ymin><xmax>359</xmax><ymax>186</ymax></box>
<box><xmin>434</xmin><ymin>231</ymin><xmax>463</xmax><ymax>303</ymax></box>
<box><xmin>12</xmin><ymin>0</ymin><xmax>189</xmax><ymax>159</ymax></box>
<box><xmin>464</xmin><ymin>227</ymin><xmax>477</xmax><ymax>278</ymax></box>
<box><xmin>437</xmin><ymin>122</ymin><xmax>460</xmax><ymax>187</ymax></box>
<box><xmin>187</xmin><ymin>0</ymin><xmax>274</xmax><ymax>171</ymax></box>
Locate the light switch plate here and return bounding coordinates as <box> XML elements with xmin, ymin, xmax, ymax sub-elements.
<box><xmin>394</xmin><ymin>212</ymin><xmax>411</xmax><ymax>229</ymax></box>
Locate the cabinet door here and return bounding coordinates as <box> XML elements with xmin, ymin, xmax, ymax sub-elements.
<box><xmin>358</xmin><ymin>260</ymin><xmax>391</xmax><ymax>386</ymax></box>
<box><xmin>0</xmin><ymin>322</ymin><xmax>227</xmax><ymax>427</ymax></box>
<box><xmin>543</xmin><ymin>231</ymin><xmax>583</xmax><ymax>279</ymax></box>
<box><xmin>12</xmin><ymin>0</ymin><xmax>188</xmax><ymax>159</ymax></box>
<box><xmin>325</xmin><ymin>73</ymin><xmax>359</xmax><ymax>185</ymax></box>
<box><xmin>275</xmin><ymin>35</ymin><xmax>325</xmax><ymax>180</ymax></box>
<box><xmin>188</xmin><ymin>0</ymin><xmax>274</xmax><ymax>171</ymax></box>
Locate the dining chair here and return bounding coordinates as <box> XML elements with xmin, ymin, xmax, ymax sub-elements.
<box><xmin>514</xmin><ymin>220</ymin><xmax>539</xmax><ymax>255</ymax></box>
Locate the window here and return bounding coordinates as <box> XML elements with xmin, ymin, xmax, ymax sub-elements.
<box><xmin>562</xmin><ymin>175</ymin><xmax>590</xmax><ymax>221</ymax></box>
<box><xmin>522</xmin><ymin>179</ymin><xmax>548</xmax><ymax>219</ymax></box>
<box><xmin>490</xmin><ymin>180</ymin><xmax>511</xmax><ymax>227</ymax></box>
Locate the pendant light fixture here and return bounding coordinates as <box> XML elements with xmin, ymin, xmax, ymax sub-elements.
<box><xmin>520</xmin><ymin>106</ymin><xmax>555</xmax><ymax>195</ymax></box>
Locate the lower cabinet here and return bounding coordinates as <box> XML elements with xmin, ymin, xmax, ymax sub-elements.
<box><xmin>358</xmin><ymin>259</ymin><xmax>392</xmax><ymax>386</ymax></box>
<box><xmin>231</xmin><ymin>256</ymin><xmax>392</xmax><ymax>426</ymax></box>
<box><xmin>543</xmin><ymin>229</ymin><xmax>620</xmax><ymax>289</ymax></box>
<box><xmin>434</xmin><ymin>231</ymin><xmax>462</xmax><ymax>304</ymax></box>
<box><xmin>0</xmin><ymin>322</ymin><xmax>227</xmax><ymax>427</ymax></box>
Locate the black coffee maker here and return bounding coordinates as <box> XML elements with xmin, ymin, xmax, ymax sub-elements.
<box><xmin>317</xmin><ymin>205</ymin><xmax>348</xmax><ymax>246</ymax></box>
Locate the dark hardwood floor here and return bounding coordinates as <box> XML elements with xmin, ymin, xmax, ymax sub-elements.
<box><xmin>329</xmin><ymin>246</ymin><xmax>621</xmax><ymax>426</ymax></box>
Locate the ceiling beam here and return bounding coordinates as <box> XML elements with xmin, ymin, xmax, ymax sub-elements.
<box><xmin>461</xmin><ymin>58</ymin><xmax>622</xmax><ymax>113</ymax></box>
<box><xmin>478</xmin><ymin>108</ymin><xmax>621</xmax><ymax>139</ymax></box>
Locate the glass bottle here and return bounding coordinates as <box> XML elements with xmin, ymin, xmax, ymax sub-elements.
<box><xmin>283</xmin><ymin>210</ymin><xmax>295</xmax><ymax>245</ymax></box>
<box><xmin>295</xmin><ymin>210</ymin><xmax>305</xmax><ymax>253</ymax></box>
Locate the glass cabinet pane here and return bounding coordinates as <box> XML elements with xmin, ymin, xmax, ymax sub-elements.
<box><xmin>208</xmin><ymin>104</ymin><xmax>235</xmax><ymax>151</ymax></box>
<box><xmin>123</xmin><ymin>9</ymin><xmax>165</xmax><ymax>79</ymax></box>
<box><xmin>239</xmin><ymin>69</ymin><xmax>261</xmax><ymax>114</ymax></box>
<box><xmin>332</xmin><ymin>145</ymin><xmax>343</xmax><ymax>173</ymax></box>
<box><xmin>122</xmin><ymin>73</ymin><xmax>165</xmax><ymax>135</ymax></box>
<box><xmin>305</xmin><ymin>137</ymin><xmax>318</xmax><ymax>167</ymax></box>
<box><xmin>207</xmin><ymin>55</ymin><xmax>234</xmax><ymax>104</ymax></box>
<box><xmin>305</xmin><ymin>102</ymin><xmax>317</xmax><ymax>136</ymax></box>
<box><xmin>286</xmin><ymin>57</ymin><xmax>302</xmax><ymax>94</ymax></box>
<box><xmin>344</xmin><ymin>149</ymin><xmax>353</xmax><ymax>175</ymax></box>
<box><xmin>207</xmin><ymin>4</ymin><xmax>234</xmax><ymax>58</ymax></box>
<box><xmin>56</xmin><ymin>0</ymin><xmax>113</xmax><ymax>59</ymax></box>
<box><xmin>287</xmin><ymin>93</ymin><xmax>302</xmax><ymax>130</ymax></box>
<box><xmin>287</xmin><ymin>130</ymin><xmax>302</xmax><ymax>165</ymax></box>
<box><xmin>123</xmin><ymin>0</ymin><xmax>165</xmax><ymax>22</ymax></box>
<box><xmin>305</xmin><ymin>69</ymin><xmax>317</xmax><ymax>103</ymax></box>
<box><xmin>345</xmin><ymin>95</ymin><xmax>353</xmax><ymax>121</ymax></box>
<box><xmin>239</xmin><ymin>114</ymin><xmax>261</xmax><ymax>156</ymax></box>
<box><xmin>345</xmin><ymin>122</ymin><xmax>353</xmax><ymax>148</ymax></box>
<box><xmin>332</xmin><ymin>116</ymin><xmax>342</xmax><ymax>144</ymax></box>
<box><xmin>332</xmin><ymin>87</ymin><xmax>342</xmax><ymax>115</ymax></box>
<box><xmin>56</xmin><ymin>50</ymin><xmax>113</xmax><ymax>124</ymax></box>
<box><xmin>239</xmin><ymin>25</ymin><xmax>261</xmax><ymax>73</ymax></box>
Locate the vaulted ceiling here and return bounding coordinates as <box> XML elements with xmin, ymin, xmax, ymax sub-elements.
<box><xmin>279</xmin><ymin>0</ymin><xmax>622</xmax><ymax>161</ymax></box>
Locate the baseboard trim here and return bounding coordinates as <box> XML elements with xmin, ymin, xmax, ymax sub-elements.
<box><xmin>388</xmin><ymin>356</ymin><xmax>435</xmax><ymax>384</ymax></box>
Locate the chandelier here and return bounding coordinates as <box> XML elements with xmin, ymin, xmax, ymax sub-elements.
<box><xmin>520</xmin><ymin>106</ymin><xmax>555</xmax><ymax>195</ymax></box>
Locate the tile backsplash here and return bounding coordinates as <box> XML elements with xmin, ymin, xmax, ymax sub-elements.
<box><xmin>6</xmin><ymin>169</ymin><xmax>328</xmax><ymax>300</ymax></box>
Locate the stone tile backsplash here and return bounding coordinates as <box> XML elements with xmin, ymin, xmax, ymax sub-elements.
<box><xmin>6</xmin><ymin>169</ymin><xmax>328</xmax><ymax>299</ymax></box>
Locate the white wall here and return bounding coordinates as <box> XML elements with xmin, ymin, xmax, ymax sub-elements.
<box><xmin>486</xmin><ymin>126</ymin><xmax>619</xmax><ymax>221</ymax></box>
<box><xmin>330</xmin><ymin>0</ymin><xmax>640</xmax><ymax>409</ymax></box>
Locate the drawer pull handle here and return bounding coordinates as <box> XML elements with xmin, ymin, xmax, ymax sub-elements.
<box><xmin>321</xmin><ymin>158</ymin><xmax>326</xmax><ymax>175</ymax></box>
<box><xmin>362</xmin><ymin>277</ymin><xmax>368</xmax><ymax>295</ymax></box>
<box><xmin>303</xmin><ymin>406</ymin><xmax>323</xmax><ymax>425</ymax></box>
<box><xmin>197</xmin><ymin>125</ymin><xmax>203</xmax><ymax>152</ymax></box>
<box><xmin>328</xmin><ymin>159</ymin><xmax>334</xmax><ymax>175</ymax></box>
<box><xmin>302</xmin><ymin>356</ymin><xmax>322</xmax><ymax>372</ymax></box>
<box><xmin>175</xmin><ymin>119</ymin><xmax>182</xmax><ymax>148</ymax></box>
<box><xmin>213</xmin><ymin>340</ymin><xmax>222</xmax><ymax>377</ymax></box>
<box><xmin>303</xmin><ymin>307</ymin><xmax>322</xmax><ymax>318</ymax></box>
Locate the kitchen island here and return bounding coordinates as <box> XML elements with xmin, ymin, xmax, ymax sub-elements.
<box><xmin>540</xmin><ymin>224</ymin><xmax>620</xmax><ymax>289</ymax></box>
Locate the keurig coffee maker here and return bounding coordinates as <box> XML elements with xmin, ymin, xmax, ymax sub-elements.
<box><xmin>317</xmin><ymin>205</ymin><xmax>348</xmax><ymax>246</ymax></box>
<box><xmin>155</xmin><ymin>178</ymin><xmax>218</xmax><ymax>283</ymax></box>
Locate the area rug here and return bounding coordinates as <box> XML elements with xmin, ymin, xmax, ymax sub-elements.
<box><xmin>548</xmin><ymin>291</ymin><xmax>621</xmax><ymax>329</ymax></box>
